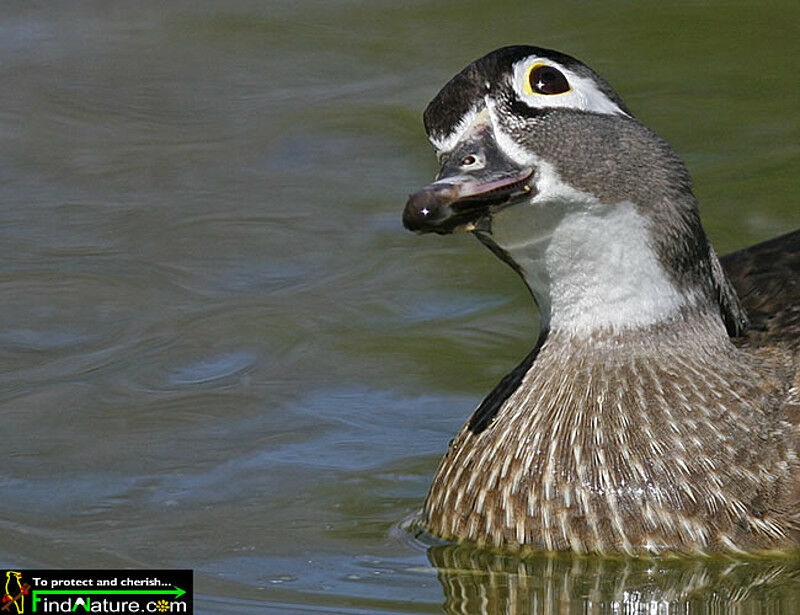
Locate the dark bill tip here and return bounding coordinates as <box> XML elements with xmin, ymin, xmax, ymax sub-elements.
<box><xmin>403</xmin><ymin>168</ymin><xmax>536</xmax><ymax>235</ymax></box>
<box><xmin>403</xmin><ymin>183</ymin><xmax>462</xmax><ymax>234</ymax></box>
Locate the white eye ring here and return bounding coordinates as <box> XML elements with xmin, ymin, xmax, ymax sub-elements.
<box><xmin>511</xmin><ymin>56</ymin><xmax>631</xmax><ymax>118</ymax></box>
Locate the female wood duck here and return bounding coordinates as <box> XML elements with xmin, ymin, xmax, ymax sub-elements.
<box><xmin>402</xmin><ymin>45</ymin><xmax>800</xmax><ymax>554</ymax></box>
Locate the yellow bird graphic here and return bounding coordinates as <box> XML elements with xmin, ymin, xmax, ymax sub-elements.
<box><xmin>2</xmin><ymin>571</ymin><xmax>25</xmax><ymax>614</ymax></box>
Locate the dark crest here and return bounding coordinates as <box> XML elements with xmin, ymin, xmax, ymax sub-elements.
<box><xmin>423</xmin><ymin>45</ymin><xmax>632</xmax><ymax>143</ymax></box>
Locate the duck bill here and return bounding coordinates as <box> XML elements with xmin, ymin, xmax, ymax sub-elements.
<box><xmin>403</xmin><ymin>118</ymin><xmax>535</xmax><ymax>234</ymax></box>
<box><xmin>403</xmin><ymin>166</ymin><xmax>535</xmax><ymax>234</ymax></box>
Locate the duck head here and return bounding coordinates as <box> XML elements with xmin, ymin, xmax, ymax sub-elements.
<box><xmin>403</xmin><ymin>46</ymin><xmax>747</xmax><ymax>337</ymax></box>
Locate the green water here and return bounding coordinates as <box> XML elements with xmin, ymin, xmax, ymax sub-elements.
<box><xmin>0</xmin><ymin>2</ymin><xmax>798</xmax><ymax>613</ymax></box>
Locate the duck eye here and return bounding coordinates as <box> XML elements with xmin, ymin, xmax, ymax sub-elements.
<box><xmin>528</xmin><ymin>65</ymin><xmax>570</xmax><ymax>95</ymax></box>
<box><xmin>460</xmin><ymin>155</ymin><xmax>477</xmax><ymax>166</ymax></box>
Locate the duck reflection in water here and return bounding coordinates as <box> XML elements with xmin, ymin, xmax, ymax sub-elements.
<box><xmin>426</xmin><ymin>544</ymin><xmax>800</xmax><ymax>614</ymax></box>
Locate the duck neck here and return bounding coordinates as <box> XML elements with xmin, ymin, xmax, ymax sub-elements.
<box><xmin>476</xmin><ymin>199</ymin><xmax>729</xmax><ymax>341</ymax></box>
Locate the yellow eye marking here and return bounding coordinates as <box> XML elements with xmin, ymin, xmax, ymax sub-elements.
<box><xmin>523</xmin><ymin>63</ymin><xmax>572</xmax><ymax>96</ymax></box>
<box><xmin>523</xmin><ymin>63</ymin><xmax>546</xmax><ymax>96</ymax></box>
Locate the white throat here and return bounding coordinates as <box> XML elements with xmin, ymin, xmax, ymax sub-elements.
<box><xmin>482</xmin><ymin>166</ymin><xmax>696</xmax><ymax>335</ymax></box>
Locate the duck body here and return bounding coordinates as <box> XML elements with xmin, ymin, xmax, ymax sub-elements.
<box><xmin>425</xmin><ymin>296</ymin><xmax>798</xmax><ymax>553</ymax></box>
<box><xmin>403</xmin><ymin>46</ymin><xmax>800</xmax><ymax>554</ymax></box>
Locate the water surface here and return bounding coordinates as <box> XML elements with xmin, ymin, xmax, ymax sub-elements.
<box><xmin>1</xmin><ymin>2</ymin><xmax>798</xmax><ymax>613</ymax></box>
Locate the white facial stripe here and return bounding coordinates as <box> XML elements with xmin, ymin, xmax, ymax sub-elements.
<box><xmin>484</xmin><ymin>96</ymin><xmax>537</xmax><ymax>166</ymax></box>
<box><xmin>428</xmin><ymin>107</ymin><xmax>489</xmax><ymax>153</ymax></box>
<box><xmin>511</xmin><ymin>56</ymin><xmax>630</xmax><ymax>117</ymax></box>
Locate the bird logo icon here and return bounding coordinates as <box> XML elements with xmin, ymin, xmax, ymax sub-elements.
<box><xmin>1</xmin><ymin>572</ymin><xmax>29</xmax><ymax>614</ymax></box>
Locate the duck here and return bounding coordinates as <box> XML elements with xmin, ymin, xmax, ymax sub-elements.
<box><xmin>402</xmin><ymin>45</ymin><xmax>800</xmax><ymax>554</ymax></box>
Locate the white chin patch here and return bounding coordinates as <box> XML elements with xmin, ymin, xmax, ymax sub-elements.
<box><xmin>511</xmin><ymin>56</ymin><xmax>630</xmax><ymax>117</ymax></box>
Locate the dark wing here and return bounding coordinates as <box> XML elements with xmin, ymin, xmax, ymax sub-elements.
<box><xmin>724</xmin><ymin>229</ymin><xmax>800</xmax><ymax>520</ymax></box>
<box><xmin>722</xmin><ymin>229</ymin><xmax>800</xmax><ymax>351</ymax></box>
